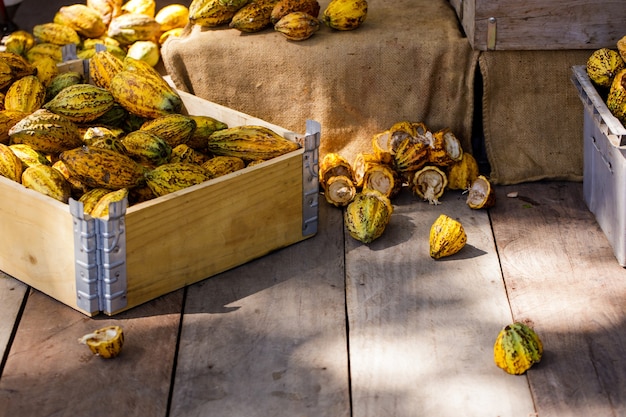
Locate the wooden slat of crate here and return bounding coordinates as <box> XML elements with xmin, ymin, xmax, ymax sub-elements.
<box><xmin>169</xmin><ymin>201</ymin><xmax>350</xmax><ymax>416</ymax></box>
<box><xmin>346</xmin><ymin>188</ymin><xmax>536</xmax><ymax>416</ymax></box>
<box><xmin>449</xmin><ymin>0</ymin><xmax>626</xmax><ymax>50</ymax></box>
<box><xmin>490</xmin><ymin>182</ymin><xmax>626</xmax><ymax>416</ymax></box>
<box><xmin>0</xmin><ymin>177</ymin><xmax>78</xmax><ymax>310</ymax></box>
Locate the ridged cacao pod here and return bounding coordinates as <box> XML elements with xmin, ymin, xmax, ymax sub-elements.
<box><xmin>9</xmin><ymin>109</ymin><xmax>83</xmax><ymax>154</ymax></box>
<box><xmin>22</xmin><ymin>164</ymin><xmax>71</xmax><ymax>203</ymax></box>
<box><xmin>0</xmin><ymin>143</ymin><xmax>23</xmax><ymax>182</ymax></box>
<box><xmin>586</xmin><ymin>48</ymin><xmax>625</xmax><ymax>89</ymax></box>
<box><xmin>43</xmin><ymin>84</ymin><xmax>116</xmax><ymax>124</ymax></box>
<box><xmin>201</xmin><ymin>155</ymin><xmax>245</xmax><ymax>179</ymax></box>
<box><xmin>4</xmin><ymin>75</ymin><xmax>46</xmax><ymax>114</ymax></box>
<box><xmin>274</xmin><ymin>11</ymin><xmax>321</xmax><ymax>41</ymax></box>
<box><xmin>33</xmin><ymin>22</ymin><xmax>81</xmax><ymax>46</ymax></box>
<box><xmin>54</xmin><ymin>4</ymin><xmax>107</xmax><ymax>38</ymax></box>
<box><xmin>344</xmin><ymin>189</ymin><xmax>393</xmax><ymax>243</ymax></box>
<box><xmin>207</xmin><ymin>125</ymin><xmax>300</xmax><ymax>161</ymax></box>
<box><xmin>429</xmin><ymin>214</ymin><xmax>466</xmax><ymax>259</ymax></box>
<box><xmin>120</xmin><ymin>130</ymin><xmax>172</xmax><ymax>166</ymax></box>
<box><xmin>271</xmin><ymin>0</ymin><xmax>320</xmax><ymax>24</ymax></box>
<box><xmin>107</xmin><ymin>13</ymin><xmax>161</xmax><ymax>45</ymax></box>
<box><xmin>189</xmin><ymin>0</ymin><xmax>237</xmax><ymax>27</ymax></box>
<box><xmin>144</xmin><ymin>162</ymin><xmax>209</xmax><ymax>196</ymax></box>
<box><xmin>59</xmin><ymin>146</ymin><xmax>147</xmax><ymax>190</ymax></box>
<box><xmin>140</xmin><ymin>113</ymin><xmax>197</xmax><ymax>148</ymax></box>
<box><xmin>89</xmin><ymin>50</ymin><xmax>124</xmax><ymax>90</ymax></box>
<box><xmin>494</xmin><ymin>322</ymin><xmax>543</xmax><ymax>375</ymax></box>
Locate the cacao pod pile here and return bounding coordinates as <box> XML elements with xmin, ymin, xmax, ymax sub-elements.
<box><xmin>0</xmin><ymin>50</ymin><xmax>301</xmax><ymax>214</ymax></box>
<box><xmin>188</xmin><ymin>0</ymin><xmax>367</xmax><ymax>42</ymax></box>
<box><xmin>2</xmin><ymin>0</ymin><xmax>192</xmax><ymax>69</ymax></box>
<box><xmin>320</xmin><ymin>118</ymin><xmax>494</xmax><ymax>244</ymax></box>
<box><xmin>586</xmin><ymin>35</ymin><xmax>626</xmax><ymax>125</ymax></box>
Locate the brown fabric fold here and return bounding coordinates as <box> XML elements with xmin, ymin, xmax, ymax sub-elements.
<box><xmin>161</xmin><ymin>0</ymin><xmax>478</xmax><ymax>166</ymax></box>
<box><xmin>479</xmin><ymin>50</ymin><xmax>592</xmax><ymax>184</ymax></box>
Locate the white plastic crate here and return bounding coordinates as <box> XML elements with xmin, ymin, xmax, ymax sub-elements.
<box><xmin>571</xmin><ymin>65</ymin><xmax>626</xmax><ymax>267</ymax></box>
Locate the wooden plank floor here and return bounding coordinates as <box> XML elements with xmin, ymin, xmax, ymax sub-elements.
<box><xmin>1</xmin><ymin>182</ymin><xmax>625</xmax><ymax>417</ymax></box>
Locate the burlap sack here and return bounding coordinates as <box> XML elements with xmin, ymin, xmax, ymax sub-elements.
<box><xmin>479</xmin><ymin>50</ymin><xmax>592</xmax><ymax>184</ymax></box>
<box><xmin>161</xmin><ymin>0</ymin><xmax>478</xmax><ymax>166</ymax></box>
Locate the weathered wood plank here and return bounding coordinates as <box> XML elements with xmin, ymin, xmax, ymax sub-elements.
<box><xmin>346</xmin><ymin>188</ymin><xmax>535</xmax><ymax>416</ymax></box>
<box><xmin>0</xmin><ymin>289</ymin><xmax>183</xmax><ymax>417</ymax></box>
<box><xmin>490</xmin><ymin>182</ymin><xmax>626</xmax><ymax>417</ymax></box>
<box><xmin>0</xmin><ymin>272</ymin><xmax>27</xmax><ymax>365</ymax></box>
<box><xmin>169</xmin><ymin>201</ymin><xmax>350</xmax><ymax>417</ymax></box>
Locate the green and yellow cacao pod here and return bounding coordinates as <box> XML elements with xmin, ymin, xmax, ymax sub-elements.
<box><xmin>429</xmin><ymin>214</ymin><xmax>466</xmax><ymax>259</ymax></box>
<box><xmin>140</xmin><ymin>113</ymin><xmax>197</xmax><ymax>148</ymax></box>
<box><xmin>33</xmin><ymin>22</ymin><xmax>81</xmax><ymax>46</ymax></box>
<box><xmin>344</xmin><ymin>189</ymin><xmax>393</xmax><ymax>243</ymax></box>
<box><xmin>9</xmin><ymin>109</ymin><xmax>83</xmax><ymax>154</ymax></box>
<box><xmin>59</xmin><ymin>146</ymin><xmax>147</xmax><ymax>190</ymax></box>
<box><xmin>120</xmin><ymin>130</ymin><xmax>172</xmax><ymax>166</ymax></box>
<box><xmin>4</xmin><ymin>75</ymin><xmax>46</xmax><ymax>114</ymax></box>
<box><xmin>0</xmin><ymin>143</ymin><xmax>23</xmax><ymax>182</ymax></box>
<box><xmin>22</xmin><ymin>164</ymin><xmax>71</xmax><ymax>203</ymax></box>
<box><xmin>144</xmin><ymin>162</ymin><xmax>209</xmax><ymax>196</ymax></box>
<box><xmin>43</xmin><ymin>84</ymin><xmax>116</xmax><ymax>124</ymax></box>
<box><xmin>494</xmin><ymin>322</ymin><xmax>543</xmax><ymax>375</ymax></box>
<box><xmin>207</xmin><ymin>125</ymin><xmax>300</xmax><ymax>161</ymax></box>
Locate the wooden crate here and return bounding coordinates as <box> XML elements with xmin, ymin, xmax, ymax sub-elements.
<box><xmin>0</xmin><ymin>61</ymin><xmax>320</xmax><ymax>316</ymax></box>
<box><xmin>449</xmin><ymin>0</ymin><xmax>626</xmax><ymax>51</ymax></box>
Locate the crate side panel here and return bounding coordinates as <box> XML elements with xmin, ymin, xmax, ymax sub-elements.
<box><xmin>0</xmin><ymin>177</ymin><xmax>78</xmax><ymax>309</ymax></box>
<box><xmin>120</xmin><ymin>152</ymin><xmax>305</xmax><ymax>312</ymax></box>
<box><xmin>468</xmin><ymin>0</ymin><xmax>625</xmax><ymax>50</ymax></box>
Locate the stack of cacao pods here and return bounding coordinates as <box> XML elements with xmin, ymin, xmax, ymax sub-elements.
<box><xmin>2</xmin><ymin>0</ymin><xmax>191</xmax><ymax>69</ymax></box>
<box><xmin>190</xmin><ymin>0</ymin><xmax>368</xmax><ymax>42</ymax></box>
<box><xmin>586</xmin><ymin>35</ymin><xmax>626</xmax><ymax>125</ymax></box>
<box><xmin>320</xmin><ymin>120</ymin><xmax>495</xmax><ymax>243</ymax></box>
<box><xmin>0</xmin><ymin>49</ymin><xmax>300</xmax><ymax>217</ymax></box>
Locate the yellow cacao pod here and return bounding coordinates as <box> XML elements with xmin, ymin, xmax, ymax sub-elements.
<box><xmin>362</xmin><ymin>163</ymin><xmax>401</xmax><ymax>199</ymax></box>
<box><xmin>46</xmin><ymin>71</ymin><xmax>86</xmax><ymax>101</ymax></box>
<box><xmin>54</xmin><ymin>4</ymin><xmax>107</xmax><ymax>38</ymax></box>
<box><xmin>144</xmin><ymin>162</ymin><xmax>209</xmax><ymax>196</ymax></box>
<box><xmin>411</xmin><ymin>165</ymin><xmax>448</xmax><ymax>205</ymax></box>
<box><xmin>9</xmin><ymin>143</ymin><xmax>51</xmax><ymax>169</ymax></box>
<box><xmin>32</xmin><ymin>56</ymin><xmax>59</xmax><ymax>88</ymax></box>
<box><xmin>32</xmin><ymin>22</ymin><xmax>81</xmax><ymax>46</ymax></box>
<box><xmin>59</xmin><ymin>146</ymin><xmax>147</xmax><ymax>190</ymax></box>
<box><xmin>3</xmin><ymin>30</ymin><xmax>35</xmax><ymax>56</ymax></box>
<box><xmin>159</xmin><ymin>27</ymin><xmax>185</xmax><ymax>45</ymax></box>
<box><xmin>78</xmin><ymin>325</ymin><xmax>125</xmax><ymax>359</ymax></box>
<box><xmin>323</xmin><ymin>174</ymin><xmax>356</xmax><ymax>207</ymax></box>
<box><xmin>89</xmin><ymin>50</ymin><xmax>124</xmax><ymax>91</ymax></box>
<box><xmin>322</xmin><ymin>0</ymin><xmax>367</xmax><ymax>31</ymax></box>
<box><xmin>52</xmin><ymin>159</ymin><xmax>90</xmax><ymax>197</ymax></box>
<box><xmin>319</xmin><ymin>152</ymin><xmax>353</xmax><ymax>187</ymax></box>
<box><xmin>121</xmin><ymin>0</ymin><xmax>156</xmax><ymax>17</ymax></box>
<box><xmin>429</xmin><ymin>214</ymin><xmax>466</xmax><ymax>259</ymax></box>
<box><xmin>155</xmin><ymin>4</ymin><xmax>190</xmax><ymax>31</ymax></box>
<box><xmin>110</xmin><ymin>59</ymin><xmax>183</xmax><ymax>119</ymax></box>
<box><xmin>271</xmin><ymin>0</ymin><xmax>320</xmax><ymax>24</ymax></box>
<box><xmin>22</xmin><ymin>164</ymin><xmax>71</xmax><ymax>203</ymax></box>
<box><xmin>25</xmin><ymin>43</ymin><xmax>63</xmax><ymax>64</ymax></box>
<box><xmin>201</xmin><ymin>155</ymin><xmax>245</xmax><ymax>179</ymax></box>
<box><xmin>0</xmin><ymin>51</ymin><xmax>36</xmax><ymax>79</ymax></box>
<box><xmin>87</xmin><ymin>0</ymin><xmax>124</xmax><ymax>26</ymax></box>
<box><xmin>0</xmin><ymin>143</ymin><xmax>23</xmax><ymax>182</ymax></box>
<box><xmin>126</xmin><ymin>41</ymin><xmax>160</xmax><ymax>67</ymax></box>
<box><xmin>207</xmin><ymin>125</ymin><xmax>300</xmax><ymax>161</ymax></box>
<box><xmin>0</xmin><ymin>110</ymin><xmax>28</xmax><ymax>145</ymax></box>
<box><xmin>107</xmin><ymin>13</ymin><xmax>161</xmax><ymax>45</ymax></box>
<box><xmin>4</xmin><ymin>75</ymin><xmax>46</xmax><ymax>114</ymax></box>
<box><xmin>344</xmin><ymin>189</ymin><xmax>393</xmax><ymax>243</ymax></box>
<box><xmin>607</xmin><ymin>68</ymin><xmax>626</xmax><ymax>123</ymax></box>
<box><xmin>466</xmin><ymin>175</ymin><xmax>495</xmax><ymax>209</ymax></box>
<box><xmin>230</xmin><ymin>1</ymin><xmax>277</xmax><ymax>32</ymax></box>
<box><xmin>446</xmin><ymin>152</ymin><xmax>479</xmax><ymax>191</ymax></box>
<box><xmin>0</xmin><ymin>60</ymin><xmax>14</xmax><ymax>90</ymax></box>
<box><xmin>352</xmin><ymin>152</ymin><xmax>382</xmax><ymax>188</ymax></box>
<box><xmin>429</xmin><ymin>128</ymin><xmax>463</xmax><ymax>167</ymax></box>
<box><xmin>78</xmin><ymin>187</ymin><xmax>113</xmax><ymax>215</ymax></box>
<box><xmin>9</xmin><ymin>109</ymin><xmax>83</xmax><ymax>154</ymax></box>
<box><xmin>120</xmin><ymin>130</ymin><xmax>172</xmax><ymax>166</ymax></box>
<box><xmin>43</xmin><ymin>84</ymin><xmax>116</xmax><ymax>124</ymax></box>
<box><xmin>89</xmin><ymin>188</ymin><xmax>129</xmax><ymax>218</ymax></box>
<box><xmin>274</xmin><ymin>11</ymin><xmax>321</xmax><ymax>41</ymax></box>
<box><xmin>494</xmin><ymin>322</ymin><xmax>543</xmax><ymax>375</ymax></box>
<box><xmin>140</xmin><ymin>113</ymin><xmax>197</xmax><ymax>148</ymax></box>
<box><xmin>586</xmin><ymin>47</ymin><xmax>625</xmax><ymax>89</ymax></box>
<box><xmin>189</xmin><ymin>0</ymin><xmax>237</xmax><ymax>27</ymax></box>
<box><xmin>186</xmin><ymin>115</ymin><xmax>228</xmax><ymax>151</ymax></box>
<box><xmin>170</xmin><ymin>144</ymin><xmax>210</xmax><ymax>165</ymax></box>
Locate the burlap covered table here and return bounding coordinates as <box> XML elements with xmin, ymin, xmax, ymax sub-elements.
<box><xmin>162</xmin><ymin>0</ymin><xmax>593</xmax><ymax>185</ymax></box>
<box><xmin>162</xmin><ymin>0</ymin><xmax>479</xmax><ymax>167</ymax></box>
